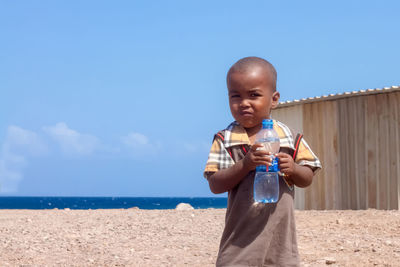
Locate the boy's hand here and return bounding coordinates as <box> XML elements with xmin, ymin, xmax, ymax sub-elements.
<box><xmin>275</xmin><ymin>152</ymin><xmax>296</xmax><ymax>177</ymax></box>
<box><xmin>242</xmin><ymin>143</ymin><xmax>272</xmax><ymax>172</ymax></box>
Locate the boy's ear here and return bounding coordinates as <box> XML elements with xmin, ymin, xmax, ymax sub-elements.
<box><xmin>271</xmin><ymin>91</ymin><xmax>280</xmax><ymax>109</ymax></box>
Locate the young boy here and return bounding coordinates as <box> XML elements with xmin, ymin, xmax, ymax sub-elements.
<box><xmin>204</xmin><ymin>57</ymin><xmax>322</xmax><ymax>266</ymax></box>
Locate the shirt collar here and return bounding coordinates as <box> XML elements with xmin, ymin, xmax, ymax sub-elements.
<box><xmin>223</xmin><ymin>121</ymin><xmax>251</xmax><ymax>148</ymax></box>
<box><xmin>223</xmin><ymin>120</ymin><xmax>286</xmax><ymax>148</ymax></box>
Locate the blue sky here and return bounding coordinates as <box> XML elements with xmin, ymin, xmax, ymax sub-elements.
<box><xmin>1</xmin><ymin>1</ymin><xmax>399</xmax><ymax>196</ymax></box>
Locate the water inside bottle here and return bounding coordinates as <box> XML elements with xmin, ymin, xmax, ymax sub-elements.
<box><xmin>253</xmin><ymin>172</ymin><xmax>279</xmax><ymax>203</ymax></box>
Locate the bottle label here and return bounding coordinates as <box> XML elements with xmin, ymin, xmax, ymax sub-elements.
<box><xmin>268</xmin><ymin>158</ymin><xmax>279</xmax><ymax>172</ymax></box>
<box><xmin>256</xmin><ymin>158</ymin><xmax>279</xmax><ymax>173</ymax></box>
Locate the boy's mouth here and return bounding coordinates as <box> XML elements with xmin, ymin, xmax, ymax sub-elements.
<box><xmin>240</xmin><ymin>111</ymin><xmax>253</xmax><ymax>116</ymax></box>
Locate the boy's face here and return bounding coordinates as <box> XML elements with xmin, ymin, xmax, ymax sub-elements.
<box><xmin>227</xmin><ymin>68</ymin><xmax>280</xmax><ymax>132</ymax></box>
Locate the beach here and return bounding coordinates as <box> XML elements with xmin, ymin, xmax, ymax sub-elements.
<box><xmin>0</xmin><ymin>209</ymin><xmax>399</xmax><ymax>266</ymax></box>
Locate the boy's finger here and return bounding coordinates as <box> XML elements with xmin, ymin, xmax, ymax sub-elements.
<box><xmin>275</xmin><ymin>152</ymin><xmax>288</xmax><ymax>158</ymax></box>
<box><xmin>280</xmin><ymin>162</ymin><xmax>292</xmax><ymax>169</ymax></box>
<box><xmin>253</xmin><ymin>151</ymin><xmax>270</xmax><ymax>157</ymax></box>
<box><xmin>254</xmin><ymin>154</ymin><xmax>273</xmax><ymax>160</ymax></box>
<box><xmin>255</xmin><ymin>157</ymin><xmax>272</xmax><ymax>163</ymax></box>
<box><xmin>279</xmin><ymin>164</ymin><xmax>289</xmax><ymax>170</ymax></box>
<box><xmin>254</xmin><ymin>157</ymin><xmax>271</xmax><ymax>164</ymax></box>
<box><xmin>279</xmin><ymin>163</ymin><xmax>293</xmax><ymax>170</ymax></box>
<box><xmin>278</xmin><ymin>157</ymin><xmax>289</xmax><ymax>163</ymax></box>
<box><xmin>250</xmin><ymin>143</ymin><xmax>264</xmax><ymax>151</ymax></box>
<box><xmin>255</xmin><ymin>162</ymin><xmax>271</xmax><ymax>167</ymax></box>
<box><xmin>279</xmin><ymin>163</ymin><xmax>288</xmax><ymax>169</ymax></box>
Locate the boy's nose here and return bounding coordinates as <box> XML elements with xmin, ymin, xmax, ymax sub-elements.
<box><xmin>240</xmin><ymin>99</ymin><xmax>250</xmax><ymax>108</ymax></box>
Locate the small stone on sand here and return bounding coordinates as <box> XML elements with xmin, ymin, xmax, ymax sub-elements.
<box><xmin>175</xmin><ymin>203</ymin><xmax>194</xmax><ymax>210</ymax></box>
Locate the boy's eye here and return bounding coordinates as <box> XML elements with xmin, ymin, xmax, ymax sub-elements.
<box><xmin>250</xmin><ymin>93</ymin><xmax>261</xmax><ymax>97</ymax></box>
<box><xmin>230</xmin><ymin>94</ymin><xmax>240</xmax><ymax>98</ymax></box>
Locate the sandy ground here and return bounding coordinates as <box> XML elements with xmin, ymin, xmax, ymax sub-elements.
<box><xmin>0</xmin><ymin>208</ymin><xmax>399</xmax><ymax>266</ymax></box>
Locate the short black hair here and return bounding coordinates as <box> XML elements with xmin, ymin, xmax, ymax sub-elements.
<box><xmin>227</xmin><ymin>57</ymin><xmax>277</xmax><ymax>91</ymax></box>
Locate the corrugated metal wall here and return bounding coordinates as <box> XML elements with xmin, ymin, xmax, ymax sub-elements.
<box><xmin>272</xmin><ymin>90</ymin><xmax>400</xmax><ymax>210</ymax></box>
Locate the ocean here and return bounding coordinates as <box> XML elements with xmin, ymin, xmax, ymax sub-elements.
<box><xmin>0</xmin><ymin>197</ymin><xmax>227</xmax><ymax>210</ymax></box>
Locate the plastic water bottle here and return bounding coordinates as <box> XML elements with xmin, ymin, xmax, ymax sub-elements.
<box><xmin>253</xmin><ymin>119</ymin><xmax>280</xmax><ymax>203</ymax></box>
<box><xmin>255</xmin><ymin>119</ymin><xmax>280</xmax><ymax>154</ymax></box>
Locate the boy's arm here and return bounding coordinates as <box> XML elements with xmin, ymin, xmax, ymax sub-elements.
<box><xmin>207</xmin><ymin>159</ymin><xmax>250</xmax><ymax>194</ymax></box>
<box><xmin>276</xmin><ymin>137</ymin><xmax>321</xmax><ymax>188</ymax></box>
<box><xmin>208</xmin><ymin>144</ymin><xmax>271</xmax><ymax>194</ymax></box>
<box><xmin>275</xmin><ymin>153</ymin><xmax>314</xmax><ymax>188</ymax></box>
<box><xmin>291</xmin><ymin>165</ymin><xmax>314</xmax><ymax>188</ymax></box>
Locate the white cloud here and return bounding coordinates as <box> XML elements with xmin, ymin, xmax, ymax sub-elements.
<box><xmin>0</xmin><ymin>126</ymin><xmax>47</xmax><ymax>193</ymax></box>
<box><xmin>3</xmin><ymin>125</ymin><xmax>47</xmax><ymax>156</ymax></box>
<box><xmin>43</xmin><ymin>122</ymin><xmax>100</xmax><ymax>156</ymax></box>
<box><xmin>121</xmin><ymin>132</ymin><xmax>149</xmax><ymax>147</ymax></box>
<box><xmin>0</xmin><ymin>159</ymin><xmax>22</xmax><ymax>193</ymax></box>
<box><xmin>120</xmin><ymin>132</ymin><xmax>162</xmax><ymax>157</ymax></box>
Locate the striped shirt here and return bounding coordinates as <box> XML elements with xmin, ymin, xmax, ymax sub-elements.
<box><xmin>204</xmin><ymin>120</ymin><xmax>322</xmax><ymax>179</ymax></box>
